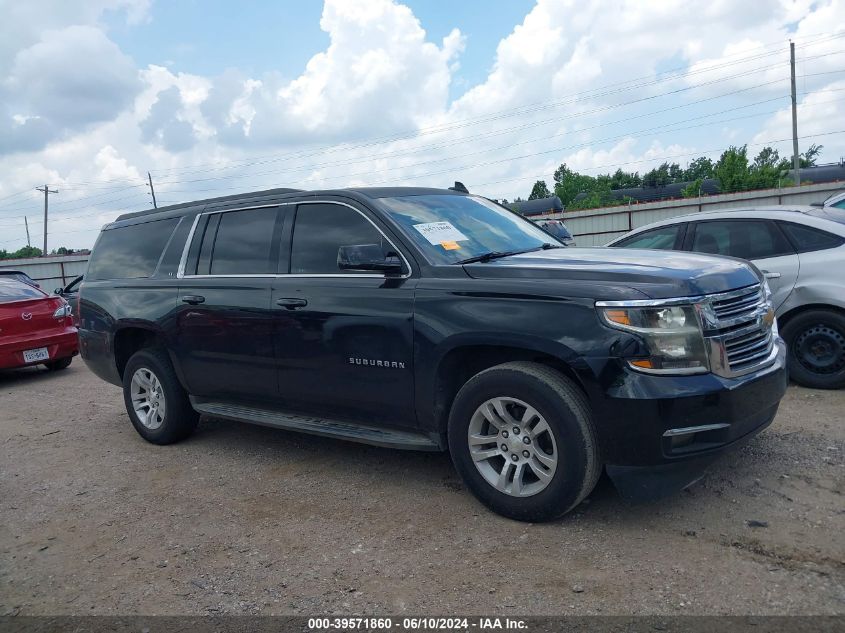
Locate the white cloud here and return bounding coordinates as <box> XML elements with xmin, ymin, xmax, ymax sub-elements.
<box><xmin>752</xmin><ymin>80</ymin><xmax>845</xmax><ymax>160</ymax></box>
<box><xmin>199</xmin><ymin>0</ymin><xmax>464</xmax><ymax>147</ymax></box>
<box><xmin>0</xmin><ymin>0</ymin><xmax>843</xmax><ymax>251</ymax></box>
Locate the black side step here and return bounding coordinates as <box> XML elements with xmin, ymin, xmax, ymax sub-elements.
<box><xmin>190</xmin><ymin>399</ymin><xmax>443</xmax><ymax>452</ymax></box>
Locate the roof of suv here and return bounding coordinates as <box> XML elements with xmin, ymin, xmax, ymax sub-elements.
<box><xmin>113</xmin><ymin>186</ymin><xmax>467</xmax><ymax>222</ymax></box>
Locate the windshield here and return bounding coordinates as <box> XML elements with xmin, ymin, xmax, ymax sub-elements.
<box><xmin>379</xmin><ymin>194</ymin><xmax>561</xmax><ymax>264</ymax></box>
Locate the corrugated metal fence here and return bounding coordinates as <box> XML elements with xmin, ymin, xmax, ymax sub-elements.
<box><xmin>0</xmin><ymin>254</ymin><xmax>89</xmax><ymax>291</ymax></box>
<box><xmin>534</xmin><ymin>181</ymin><xmax>845</xmax><ymax>246</ymax></box>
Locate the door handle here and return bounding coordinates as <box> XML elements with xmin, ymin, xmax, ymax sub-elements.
<box><xmin>761</xmin><ymin>271</ymin><xmax>781</xmax><ymax>280</ymax></box>
<box><xmin>275</xmin><ymin>298</ymin><xmax>308</xmax><ymax>309</ymax></box>
<box><xmin>181</xmin><ymin>295</ymin><xmax>206</xmax><ymax>305</ymax></box>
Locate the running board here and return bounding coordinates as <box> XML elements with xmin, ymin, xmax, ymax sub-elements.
<box><xmin>190</xmin><ymin>399</ymin><xmax>443</xmax><ymax>451</ymax></box>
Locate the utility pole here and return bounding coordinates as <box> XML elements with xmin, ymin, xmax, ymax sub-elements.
<box><xmin>24</xmin><ymin>217</ymin><xmax>31</xmax><ymax>247</ymax></box>
<box><xmin>35</xmin><ymin>184</ymin><xmax>58</xmax><ymax>257</ymax></box>
<box><xmin>147</xmin><ymin>172</ymin><xmax>158</xmax><ymax>208</ymax></box>
<box><xmin>790</xmin><ymin>41</ymin><xmax>800</xmax><ymax>186</ymax></box>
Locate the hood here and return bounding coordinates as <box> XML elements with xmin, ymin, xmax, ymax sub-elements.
<box><xmin>462</xmin><ymin>247</ymin><xmax>760</xmax><ymax>299</ymax></box>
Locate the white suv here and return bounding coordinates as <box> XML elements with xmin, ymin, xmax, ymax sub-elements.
<box><xmin>607</xmin><ymin>206</ymin><xmax>845</xmax><ymax>389</ymax></box>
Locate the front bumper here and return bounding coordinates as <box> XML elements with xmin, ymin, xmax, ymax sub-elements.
<box><xmin>591</xmin><ymin>338</ymin><xmax>787</xmax><ymax>501</ymax></box>
<box><xmin>0</xmin><ymin>327</ymin><xmax>79</xmax><ymax>370</ymax></box>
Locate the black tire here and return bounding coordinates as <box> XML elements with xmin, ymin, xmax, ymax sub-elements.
<box><xmin>122</xmin><ymin>348</ymin><xmax>199</xmax><ymax>444</ymax></box>
<box><xmin>781</xmin><ymin>309</ymin><xmax>845</xmax><ymax>390</ymax></box>
<box><xmin>44</xmin><ymin>357</ymin><xmax>72</xmax><ymax>371</ymax></box>
<box><xmin>447</xmin><ymin>361</ymin><xmax>601</xmax><ymax>522</ymax></box>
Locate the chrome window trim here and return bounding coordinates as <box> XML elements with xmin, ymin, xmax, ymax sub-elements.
<box><xmin>176</xmin><ymin>200</ymin><xmax>413</xmax><ymax>280</ymax></box>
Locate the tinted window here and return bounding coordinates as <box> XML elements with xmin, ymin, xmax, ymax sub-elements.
<box><xmin>833</xmin><ymin>200</ymin><xmax>845</xmax><ymax>210</ymax></box>
<box><xmin>538</xmin><ymin>221</ymin><xmax>572</xmax><ymax>239</ymax></box>
<box><xmin>778</xmin><ymin>221</ymin><xmax>845</xmax><ymax>252</ymax></box>
<box><xmin>691</xmin><ymin>220</ymin><xmax>793</xmax><ymax>260</ymax></box>
<box><xmin>291</xmin><ymin>203</ymin><xmax>387</xmax><ymax>274</ymax></box>
<box><xmin>207</xmin><ymin>207</ymin><xmax>279</xmax><ymax>275</ymax></box>
<box><xmin>0</xmin><ymin>278</ymin><xmax>45</xmax><ymax>302</ymax></box>
<box><xmin>615</xmin><ymin>225</ymin><xmax>681</xmax><ymax>250</ymax></box>
<box><xmin>88</xmin><ymin>218</ymin><xmax>179</xmax><ymax>280</ymax></box>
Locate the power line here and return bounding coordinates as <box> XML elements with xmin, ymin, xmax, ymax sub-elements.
<box><xmin>1</xmin><ymin>128</ymin><xmax>843</xmax><ymax>250</ymax></box>
<box><xmin>0</xmin><ymin>63</ymin><xmax>814</xmax><ymax>220</ymax></box>
<box><xmin>146</xmin><ymin>31</ymin><xmax>845</xmax><ymax>179</ymax></box>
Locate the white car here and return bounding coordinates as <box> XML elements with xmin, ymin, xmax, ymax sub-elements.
<box><xmin>607</xmin><ymin>206</ymin><xmax>845</xmax><ymax>389</ymax></box>
<box><xmin>820</xmin><ymin>190</ymin><xmax>845</xmax><ymax>210</ymax></box>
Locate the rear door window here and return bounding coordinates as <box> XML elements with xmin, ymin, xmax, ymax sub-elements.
<box><xmin>87</xmin><ymin>218</ymin><xmax>180</xmax><ymax>280</ymax></box>
<box><xmin>191</xmin><ymin>206</ymin><xmax>282</xmax><ymax>276</ymax></box>
<box><xmin>614</xmin><ymin>224</ymin><xmax>682</xmax><ymax>250</ymax></box>
<box><xmin>690</xmin><ymin>220</ymin><xmax>793</xmax><ymax>260</ymax></box>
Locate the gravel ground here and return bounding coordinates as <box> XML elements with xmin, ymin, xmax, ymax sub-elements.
<box><xmin>1</xmin><ymin>361</ymin><xmax>843</xmax><ymax>616</ymax></box>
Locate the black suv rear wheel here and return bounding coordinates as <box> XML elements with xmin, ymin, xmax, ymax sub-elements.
<box><xmin>448</xmin><ymin>362</ymin><xmax>601</xmax><ymax>522</ymax></box>
<box><xmin>122</xmin><ymin>348</ymin><xmax>200</xmax><ymax>444</ymax></box>
<box><xmin>781</xmin><ymin>309</ymin><xmax>845</xmax><ymax>389</ymax></box>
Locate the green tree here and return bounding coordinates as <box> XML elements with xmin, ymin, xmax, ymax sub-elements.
<box><xmin>609</xmin><ymin>168</ymin><xmax>640</xmax><ymax>189</ymax></box>
<box><xmin>553</xmin><ymin>163</ymin><xmax>595</xmax><ymax>207</ymax></box>
<box><xmin>715</xmin><ymin>145</ymin><xmax>749</xmax><ymax>193</ymax></box>
<box><xmin>681</xmin><ymin>179</ymin><xmax>704</xmax><ymax>198</ymax></box>
<box><xmin>668</xmin><ymin>162</ymin><xmax>685</xmax><ymax>183</ymax></box>
<box><xmin>528</xmin><ymin>180</ymin><xmax>551</xmax><ymax>200</ymax></box>
<box><xmin>801</xmin><ymin>143</ymin><xmax>823</xmax><ymax>167</ymax></box>
<box><xmin>753</xmin><ymin>146</ymin><xmax>780</xmax><ymax>170</ymax></box>
<box><xmin>683</xmin><ymin>156</ymin><xmax>715</xmax><ymax>181</ymax></box>
<box><xmin>642</xmin><ymin>162</ymin><xmax>671</xmax><ymax>187</ymax></box>
<box><xmin>747</xmin><ymin>146</ymin><xmax>785</xmax><ymax>190</ymax></box>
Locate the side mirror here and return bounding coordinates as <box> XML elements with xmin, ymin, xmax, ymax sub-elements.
<box><xmin>337</xmin><ymin>244</ymin><xmax>402</xmax><ymax>274</ymax></box>
<box><xmin>54</xmin><ymin>288</ymin><xmax>64</xmax><ymax>295</ymax></box>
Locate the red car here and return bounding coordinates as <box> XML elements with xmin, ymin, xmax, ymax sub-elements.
<box><xmin>0</xmin><ymin>276</ymin><xmax>78</xmax><ymax>371</ymax></box>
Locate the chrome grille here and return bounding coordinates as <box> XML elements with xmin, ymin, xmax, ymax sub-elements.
<box><xmin>710</xmin><ymin>285</ymin><xmax>763</xmax><ymax>321</ymax></box>
<box><xmin>724</xmin><ymin>324</ymin><xmax>773</xmax><ymax>370</ymax></box>
<box><xmin>704</xmin><ymin>283</ymin><xmax>776</xmax><ymax>377</ymax></box>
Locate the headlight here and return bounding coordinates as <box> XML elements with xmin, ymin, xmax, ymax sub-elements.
<box><xmin>598</xmin><ymin>303</ymin><xmax>709</xmax><ymax>374</ymax></box>
<box><xmin>53</xmin><ymin>303</ymin><xmax>72</xmax><ymax>319</ymax></box>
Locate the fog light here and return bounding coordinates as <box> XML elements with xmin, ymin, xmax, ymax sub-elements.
<box><xmin>669</xmin><ymin>433</ymin><xmax>696</xmax><ymax>450</ymax></box>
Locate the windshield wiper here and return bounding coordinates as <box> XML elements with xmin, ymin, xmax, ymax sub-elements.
<box><xmin>454</xmin><ymin>243</ymin><xmax>561</xmax><ymax>265</ymax></box>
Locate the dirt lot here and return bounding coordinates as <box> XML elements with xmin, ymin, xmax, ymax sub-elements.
<box><xmin>1</xmin><ymin>361</ymin><xmax>843</xmax><ymax>616</ymax></box>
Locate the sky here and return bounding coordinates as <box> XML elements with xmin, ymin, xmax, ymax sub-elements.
<box><xmin>0</xmin><ymin>0</ymin><xmax>843</xmax><ymax>251</ymax></box>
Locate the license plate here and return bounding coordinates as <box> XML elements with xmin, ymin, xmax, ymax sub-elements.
<box><xmin>23</xmin><ymin>347</ymin><xmax>50</xmax><ymax>363</ymax></box>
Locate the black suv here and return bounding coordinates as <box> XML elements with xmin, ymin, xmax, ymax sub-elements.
<box><xmin>80</xmin><ymin>186</ymin><xmax>787</xmax><ymax>521</ymax></box>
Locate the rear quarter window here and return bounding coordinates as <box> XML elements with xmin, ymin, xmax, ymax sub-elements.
<box><xmin>87</xmin><ymin>217</ymin><xmax>180</xmax><ymax>280</ymax></box>
<box><xmin>778</xmin><ymin>221</ymin><xmax>845</xmax><ymax>253</ymax></box>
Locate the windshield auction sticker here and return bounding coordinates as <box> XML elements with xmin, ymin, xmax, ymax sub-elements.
<box><xmin>413</xmin><ymin>221</ymin><xmax>469</xmax><ymax>245</ymax></box>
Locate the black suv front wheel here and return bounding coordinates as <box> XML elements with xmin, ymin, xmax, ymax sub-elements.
<box><xmin>448</xmin><ymin>362</ymin><xmax>601</xmax><ymax>522</ymax></box>
<box><xmin>122</xmin><ymin>348</ymin><xmax>200</xmax><ymax>444</ymax></box>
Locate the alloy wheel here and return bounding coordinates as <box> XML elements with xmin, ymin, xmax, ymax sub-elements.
<box><xmin>467</xmin><ymin>396</ymin><xmax>558</xmax><ymax>497</ymax></box>
<box><xmin>130</xmin><ymin>367</ymin><xmax>167</xmax><ymax>430</ymax></box>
